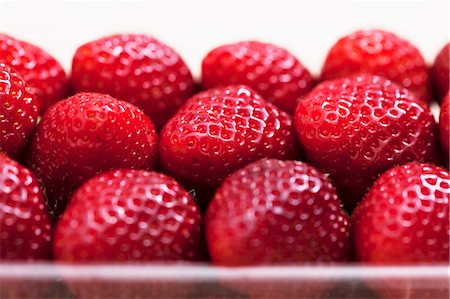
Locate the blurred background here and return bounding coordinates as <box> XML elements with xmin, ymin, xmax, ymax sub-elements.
<box><xmin>1</xmin><ymin>0</ymin><xmax>448</xmax><ymax>78</ymax></box>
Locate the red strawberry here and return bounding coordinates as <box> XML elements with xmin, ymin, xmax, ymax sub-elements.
<box><xmin>440</xmin><ymin>93</ymin><xmax>449</xmax><ymax>157</ymax></box>
<box><xmin>294</xmin><ymin>74</ymin><xmax>437</xmax><ymax>209</ymax></box>
<box><xmin>352</xmin><ymin>162</ymin><xmax>449</xmax><ymax>299</ymax></box>
<box><xmin>54</xmin><ymin>169</ymin><xmax>202</xmax><ymax>262</ymax></box>
<box><xmin>206</xmin><ymin>158</ymin><xmax>350</xmax><ymax>299</ymax></box>
<box><xmin>28</xmin><ymin>92</ymin><xmax>158</xmax><ymax>220</ymax></box>
<box><xmin>70</xmin><ymin>34</ymin><xmax>195</xmax><ymax>129</ymax></box>
<box><xmin>0</xmin><ymin>153</ymin><xmax>52</xmax><ymax>260</ymax></box>
<box><xmin>431</xmin><ymin>43</ymin><xmax>449</xmax><ymax>102</ymax></box>
<box><xmin>0</xmin><ymin>34</ymin><xmax>68</xmax><ymax>113</ymax></box>
<box><xmin>160</xmin><ymin>85</ymin><xmax>299</xmax><ymax>196</ymax></box>
<box><xmin>206</xmin><ymin>158</ymin><xmax>350</xmax><ymax>265</ymax></box>
<box><xmin>202</xmin><ymin>41</ymin><xmax>314</xmax><ymax>113</ymax></box>
<box><xmin>321</xmin><ymin>30</ymin><xmax>430</xmax><ymax>102</ymax></box>
<box><xmin>0</xmin><ymin>63</ymin><xmax>39</xmax><ymax>158</ymax></box>
<box><xmin>54</xmin><ymin>169</ymin><xmax>202</xmax><ymax>299</ymax></box>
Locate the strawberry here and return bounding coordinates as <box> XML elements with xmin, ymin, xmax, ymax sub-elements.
<box><xmin>0</xmin><ymin>64</ymin><xmax>39</xmax><ymax>158</ymax></box>
<box><xmin>439</xmin><ymin>93</ymin><xmax>449</xmax><ymax>157</ymax></box>
<box><xmin>352</xmin><ymin>162</ymin><xmax>449</xmax><ymax>299</ymax></box>
<box><xmin>431</xmin><ymin>43</ymin><xmax>449</xmax><ymax>102</ymax></box>
<box><xmin>0</xmin><ymin>34</ymin><xmax>68</xmax><ymax>113</ymax></box>
<box><xmin>321</xmin><ymin>30</ymin><xmax>430</xmax><ymax>102</ymax></box>
<box><xmin>54</xmin><ymin>169</ymin><xmax>202</xmax><ymax>262</ymax></box>
<box><xmin>54</xmin><ymin>169</ymin><xmax>201</xmax><ymax>299</ymax></box>
<box><xmin>70</xmin><ymin>34</ymin><xmax>195</xmax><ymax>129</ymax></box>
<box><xmin>206</xmin><ymin>158</ymin><xmax>350</xmax><ymax>266</ymax></box>
<box><xmin>294</xmin><ymin>74</ymin><xmax>437</xmax><ymax>209</ymax></box>
<box><xmin>352</xmin><ymin>162</ymin><xmax>449</xmax><ymax>263</ymax></box>
<box><xmin>160</xmin><ymin>85</ymin><xmax>299</xmax><ymax>198</ymax></box>
<box><xmin>28</xmin><ymin>92</ymin><xmax>158</xmax><ymax>220</ymax></box>
<box><xmin>0</xmin><ymin>153</ymin><xmax>52</xmax><ymax>260</ymax></box>
<box><xmin>201</xmin><ymin>41</ymin><xmax>314</xmax><ymax>113</ymax></box>
<box><xmin>205</xmin><ymin>158</ymin><xmax>350</xmax><ymax>299</ymax></box>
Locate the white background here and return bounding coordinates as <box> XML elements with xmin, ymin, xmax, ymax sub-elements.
<box><xmin>1</xmin><ymin>1</ymin><xmax>449</xmax><ymax>79</ymax></box>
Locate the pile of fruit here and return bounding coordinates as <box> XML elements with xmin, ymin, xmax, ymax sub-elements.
<box><xmin>0</xmin><ymin>29</ymin><xmax>449</xmax><ymax>298</ymax></box>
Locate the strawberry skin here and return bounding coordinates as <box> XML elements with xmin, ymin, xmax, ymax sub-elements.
<box><xmin>321</xmin><ymin>30</ymin><xmax>430</xmax><ymax>102</ymax></box>
<box><xmin>439</xmin><ymin>93</ymin><xmax>449</xmax><ymax>156</ymax></box>
<box><xmin>0</xmin><ymin>153</ymin><xmax>52</xmax><ymax>260</ymax></box>
<box><xmin>54</xmin><ymin>169</ymin><xmax>202</xmax><ymax>262</ymax></box>
<box><xmin>202</xmin><ymin>41</ymin><xmax>314</xmax><ymax>113</ymax></box>
<box><xmin>295</xmin><ymin>75</ymin><xmax>437</xmax><ymax>209</ymax></box>
<box><xmin>0</xmin><ymin>63</ymin><xmax>39</xmax><ymax>158</ymax></box>
<box><xmin>0</xmin><ymin>34</ymin><xmax>68</xmax><ymax>113</ymax></box>
<box><xmin>28</xmin><ymin>92</ymin><xmax>158</xmax><ymax>220</ymax></box>
<box><xmin>352</xmin><ymin>162</ymin><xmax>449</xmax><ymax>263</ymax></box>
<box><xmin>70</xmin><ymin>34</ymin><xmax>195</xmax><ymax>129</ymax></box>
<box><xmin>206</xmin><ymin>158</ymin><xmax>351</xmax><ymax>266</ymax></box>
<box><xmin>352</xmin><ymin>163</ymin><xmax>449</xmax><ymax>299</ymax></box>
<box><xmin>206</xmin><ymin>158</ymin><xmax>350</xmax><ymax>299</ymax></box>
<box><xmin>160</xmin><ymin>85</ymin><xmax>298</xmax><ymax>193</ymax></box>
<box><xmin>431</xmin><ymin>43</ymin><xmax>449</xmax><ymax>102</ymax></box>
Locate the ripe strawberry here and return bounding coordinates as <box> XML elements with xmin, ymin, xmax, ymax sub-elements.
<box><xmin>70</xmin><ymin>34</ymin><xmax>195</xmax><ymax>129</ymax></box>
<box><xmin>206</xmin><ymin>158</ymin><xmax>350</xmax><ymax>266</ymax></box>
<box><xmin>321</xmin><ymin>30</ymin><xmax>430</xmax><ymax>102</ymax></box>
<box><xmin>431</xmin><ymin>43</ymin><xmax>449</xmax><ymax>102</ymax></box>
<box><xmin>0</xmin><ymin>153</ymin><xmax>52</xmax><ymax>260</ymax></box>
<box><xmin>353</xmin><ymin>162</ymin><xmax>449</xmax><ymax>263</ymax></box>
<box><xmin>439</xmin><ymin>93</ymin><xmax>449</xmax><ymax>157</ymax></box>
<box><xmin>0</xmin><ymin>64</ymin><xmax>39</xmax><ymax>158</ymax></box>
<box><xmin>201</xmin><ymin>41</ymin><xmax>314</xmax><ymax>113</ymax></box>
<box><xmin>160</xmin><ymin>85</ymin><xmax>298</xmax><ymax>196</ymax></box>
<box><xmin>206</xmin><ymin>158</ymin><xmax>350</xmax><ymax>299</ymax></box>
<box><xmin>28</xmin><ymin>92</ymin><xmax>158</xmax><ymax>220</ymax></box>
<box><xmin>294</xmin><ymin>74</ymin><xmax>437</xmax><ymax>209</ymax></box>
<box><xmin>54</xmin><ymin>169</ymin><xmax>202</xmax><ymax>262</ymax></box>
<box><xmin>352</xmin><ymin>162</ymin><xmax>449</xmax><ymax>299</ymax></box>
<box><xmin>0</xmin><ymin>34</ymin><xmax>68</xmax><ymax>113</ymax></box>
<box><xmin>54</xmin><ymin>169</ymin><xmax>201</xmax><ymax>299</ymax></box>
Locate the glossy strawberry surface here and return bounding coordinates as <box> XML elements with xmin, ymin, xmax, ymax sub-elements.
<box><xmin>70</xmin><ymin>34</ymin><xmax>195</xmax><ymax>129</ymax></box>
<box><xmin>160</xmin><ymin>85</ymin><xmax>298</xmax><ymax>193</ymax></box>
<box><xmin>321</xmin><ymin>30</ymin><xmax>430</xmax><ymax>102</ymax></box>
<box><xmin>352</xmin><ymin>162</ymin><xmax>449</xmax><ymax>263</ymax></box>
<box><xmin>439</xmin><ymin>93</ymin><xmax>449</xmax><ymax>156</ymax></box>
<box><xmin>28</xmin><ymin>92</ymin><xmax>158</xmax><ymax>220</ymax></box>
<box><xmin>0</xmin><ymin>153</ymin><xmax>52</xmax><ymax>260</ymax></box>
<box><xmin>202</xmin><ymin>41</ymin><xmax>314</xmax><ymax>113</ymax></box>
<box><xmin>54</xmin><ymin>169</ymin><xmax>202</xmax><ymax>262</ymax></box>
<box><xmin>0</xmin><ymin>64</ymin><xmax>39</xmax><ymax>158</ymax></box>
<box><xmin>295</xmin><ymin>75</ymin><xmax>437</xmax><ymax>208</ymax></box>
<box><xmin>353</xmin><ymin>163</ymin><xmax>450</xmax><ymax>299</ymax></box>
<box><xmin>431</xmin><ymin>43</ymin><xmax>449</xmax><ymax>102</ymax></box>
<box><xmin>0</xmin><ymin>34</ymin><xmax>67</xmax><ymax>113</ymax></box>
<box><xmin>206</xmin><ymin>158</ymin><xmax>351</xmax><ymax>266</ymax></box>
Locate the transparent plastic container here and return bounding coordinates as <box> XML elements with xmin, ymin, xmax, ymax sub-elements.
<box><xmin>0</xmin><ymin>263</ymin><xmax>448</xmax><ymax>299</ymax></box>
